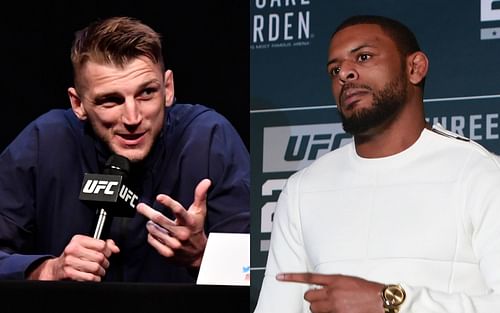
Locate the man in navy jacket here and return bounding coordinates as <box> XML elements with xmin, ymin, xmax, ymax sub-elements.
<box><xmin>0</xmin><ymin>16</ymin><xmax>249</xmax><ymax>282</ymax></box>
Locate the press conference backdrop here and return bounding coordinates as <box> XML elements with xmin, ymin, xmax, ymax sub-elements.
<box><xmin>250</xmin><ymin>0</ymin><xmax>500</xmax><ymax>310</ymax></box>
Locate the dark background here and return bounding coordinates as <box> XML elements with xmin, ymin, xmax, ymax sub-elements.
<box><xmin>0</xmin><ymin>1</ymin><xmax>249</xmax><ymax>150</ymax></box>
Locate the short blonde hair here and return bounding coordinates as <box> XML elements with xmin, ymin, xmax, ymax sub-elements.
<box><xmin>70</xmin><ymin>16</ymin><xmax>164</xmax><ymax>91</ymax></box>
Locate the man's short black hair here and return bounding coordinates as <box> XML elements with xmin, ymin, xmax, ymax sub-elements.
<box><xmin>332</xmin><ymin>15</ymin><xmax>421</xmax><ymax>57</ymax></box>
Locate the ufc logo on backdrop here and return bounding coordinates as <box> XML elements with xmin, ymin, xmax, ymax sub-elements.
<box><xmin>262</xmin><ymin>123</ymin><xmax>352</xmax><ymax>173</ymax></box>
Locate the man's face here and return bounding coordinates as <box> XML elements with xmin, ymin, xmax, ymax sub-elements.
<box><xmin>327</xmin><ymin>24</ymin><xmax>408</xmax><ymax>135</ymax></box>
<box><xmin>69</xmin><ymin>56</ymin><xmax>174</xmax><ymax>162</ymax></box>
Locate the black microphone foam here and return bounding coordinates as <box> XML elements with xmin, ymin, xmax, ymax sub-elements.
<box><xmin>104</xmin><ymin>154</ymin><xmax>130</xmax><ymax>178</ymax></box>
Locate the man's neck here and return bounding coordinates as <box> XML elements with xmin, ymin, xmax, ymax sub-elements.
<box><xmin>353</xmin><ymin>104</ymin><xmax>428</xmax><ymax>158</ymax></box>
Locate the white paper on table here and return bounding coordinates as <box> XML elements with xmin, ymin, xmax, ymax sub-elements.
<box><xmin>196</xmin><ymin>232</ymin><xmax>250</xmax><ymax>286</ymax></box>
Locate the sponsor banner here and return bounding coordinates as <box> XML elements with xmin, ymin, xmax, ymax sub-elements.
<box><xmin>424</xmin><ymin>97</ymin><xmax>500</xmax><ymax>153</ymax></box>
<box><xmin>251</xmin><ymin>0</ymin><xmax>312</xmax><ymax>49</ymax></box>
<box><xmin>263</xmin><ymin>122</ymin><xmax>351</xmax><ymax>173</ymax></box>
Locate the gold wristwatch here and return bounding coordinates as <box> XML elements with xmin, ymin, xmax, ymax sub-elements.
<box><xmin>380</xmin><ymin>284</ymin><xmax>406</xmax><ymax>313</ymax></box>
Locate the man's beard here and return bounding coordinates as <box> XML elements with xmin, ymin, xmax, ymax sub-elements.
<box><xmin>339</xmin><ymin>75</ymin><xmax>408</xmax><ymax>136</ymax></box>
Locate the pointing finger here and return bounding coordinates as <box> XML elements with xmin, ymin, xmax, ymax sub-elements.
<box><xmin>276</xmin><ymin>272</ymin><xmax>335</xmax><ymax>286</ymax></box>
<box><xmin>136</xmin><ymin>202</ymin><xmax>175</xmax><ymax>228</ymax></box>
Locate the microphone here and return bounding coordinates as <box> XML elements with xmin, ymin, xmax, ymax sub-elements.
<box><xmin>78</xmin><ymin>154</ymin><xmax>139</xmax><ymax>239</ymax></box>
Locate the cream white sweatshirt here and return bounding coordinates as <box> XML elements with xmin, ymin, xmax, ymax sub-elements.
<box><xmin>255</xmin><ymin>126</ymin><xmax>500</xmax><ymax>313</ymax></box>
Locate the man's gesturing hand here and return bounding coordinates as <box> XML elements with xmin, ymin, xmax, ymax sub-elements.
<box><xmin>277</xmin><ymin>272</ymin><xmax>385</xmax><ymax>313</ymax></box>
<box><xmin>136</xmin><ymin>179</ymin><xmax>211</xmax><ymax>267</ymax></box>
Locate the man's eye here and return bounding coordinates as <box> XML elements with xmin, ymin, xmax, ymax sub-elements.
<box><xmin>358</xmin><ymin>54</ymin><xmax>371</xmax><ymax>62</ymax></box>
<box><xmin>144</xmin><ymin>88</ymin><xmax>157</xmax><ymax>95</ymax></box>
<box><xmin>96</xmin><ymin>96</ymin><xmax>123</xmax><ymax>106</ymax></box>
<box><xmin>329</xmin><ymin>66</ymin><xmax>341</xmax><ymax>77</ymax></box>
<box><xmin>139</xmin><ymin>88</ymin><xmax>157</xmax><ymax>99</ymax></box>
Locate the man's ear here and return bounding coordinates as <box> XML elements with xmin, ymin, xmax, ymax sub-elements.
<box><xmin>407</xmin><ymin>51</ymin><xmax>429</xmax><ymax>86</ymax></box>
<box><xmin>164</xmin><ymin>70</ymin><xmax>175</xmax><ymax>107</ymax></box>
<box><xmin>68</xmin><ymin>87</ymin><xmax>87</xmax><ymax>120</ymax></box>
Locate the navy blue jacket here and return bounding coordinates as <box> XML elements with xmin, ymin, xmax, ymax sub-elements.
<box><xmin>0</xmin><ymin>103</ymin><xmax>250</xmax><ymax>282</ymax></box>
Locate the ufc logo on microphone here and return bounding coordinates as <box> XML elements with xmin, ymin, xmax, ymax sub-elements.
<box><xmin>82</xmin><ymin>180</ymin><xmax>119</xmax><ymax>195</ymax></box>
<box><xmin>79</xmin><ymin>173</ymin><xmax>124</xmax><ymax>203</ymax></box>
<box><xmin>79</xmin><ymin>173</ymin><xmax>138</xmax><ymax>217</ymax></box>
<box><xmin>119</xmin><ymin>185</ymin><xmax>139</xmax><ymax>208</ymax></box>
